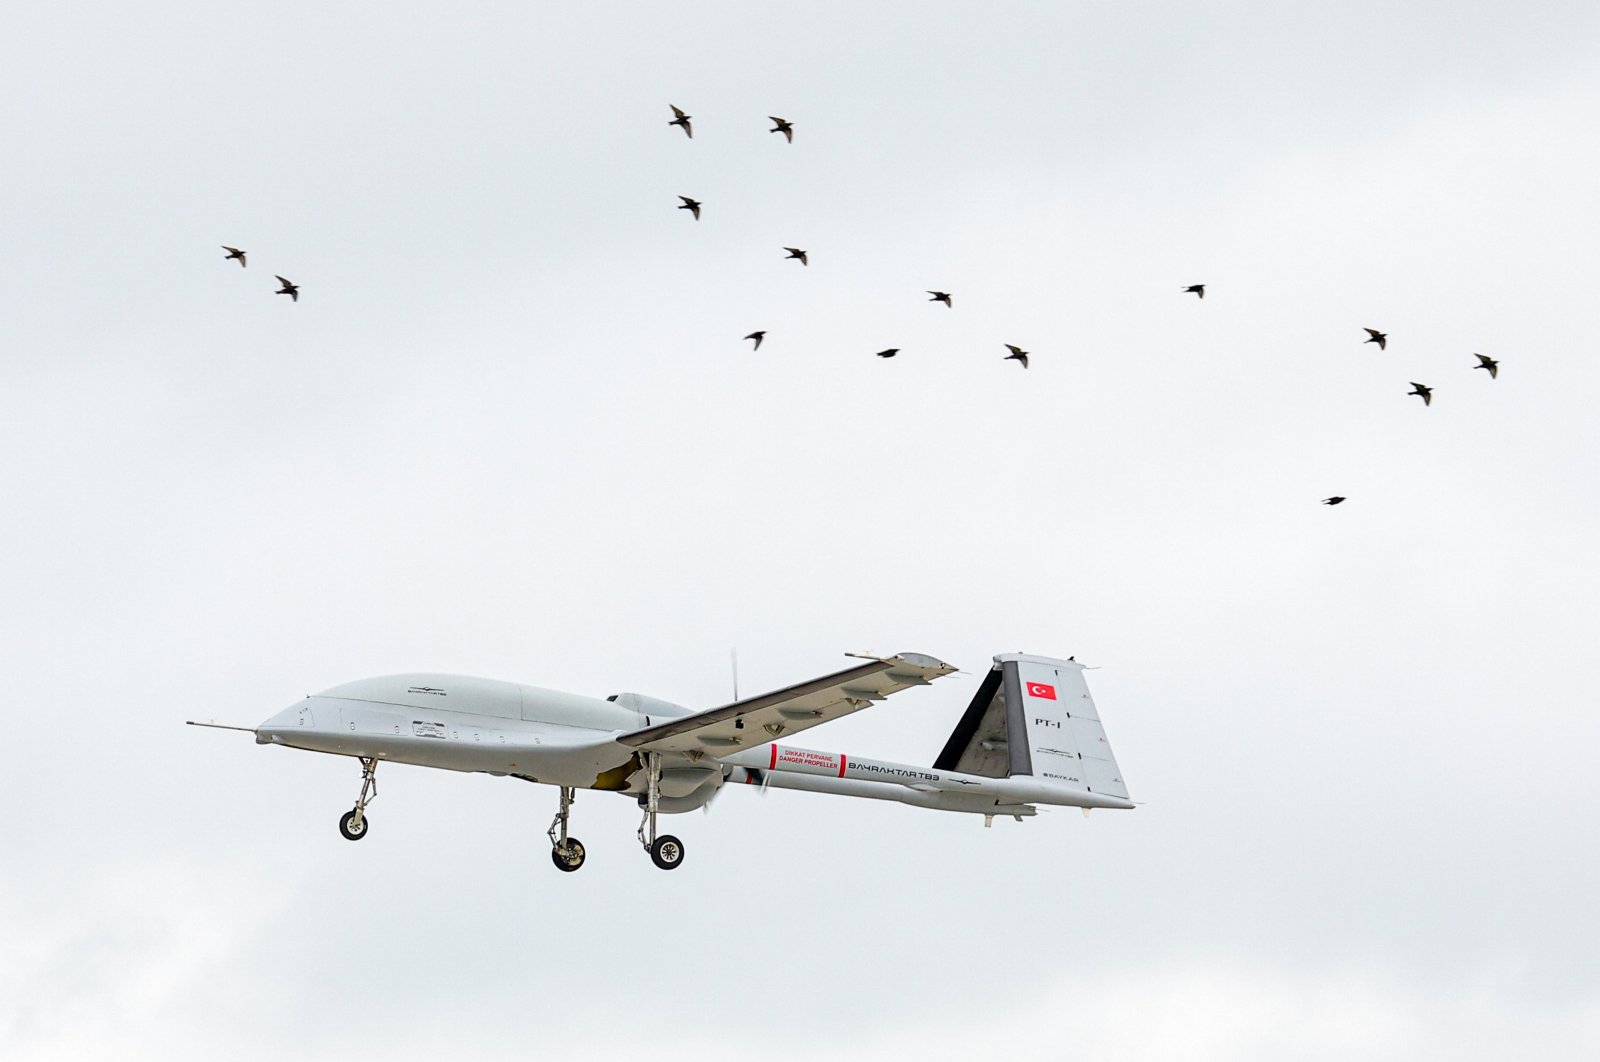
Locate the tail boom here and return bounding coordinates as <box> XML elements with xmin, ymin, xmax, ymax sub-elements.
<box><xmin>722</xmin><ymin>746</ymin><xmax>1133</xmax><ymax>813</ymax></box>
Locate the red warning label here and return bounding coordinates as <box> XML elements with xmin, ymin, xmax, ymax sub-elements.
<box><xmin>769</xmin><ymin>745</ymin><xmax>848</xmax><ymax>777</ymax></box>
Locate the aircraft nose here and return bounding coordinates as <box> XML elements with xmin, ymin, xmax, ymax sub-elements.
<box><xmin>256</xmin><ymin>700</ymin><xmax>319</xmax><ymax>744</ymax></box>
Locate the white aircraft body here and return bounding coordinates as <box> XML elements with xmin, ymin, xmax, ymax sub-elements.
<box><xmin>199</xmin><ymin>651</ymin><xmax>1132</xmax><ymax>871</ymax></box>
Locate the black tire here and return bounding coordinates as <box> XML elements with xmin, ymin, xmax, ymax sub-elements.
<box><xmin>649</xmin><ymin>834</ymin><xmax>684</xmax><ymax>870</ymax></box>
<box><xmin>339</xmin><ymin>809</ymin><xmax>369</xmax><ymax>841</ymax></box>
<box><xmin>551</xmin><ymin>839</ymin><xmax>586</xmax><ymax>872</ymax></box>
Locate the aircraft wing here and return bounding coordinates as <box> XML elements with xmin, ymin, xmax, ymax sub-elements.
<box><xmin>617</xmin><ymin>652</ymin><xmax>957</xmax><ymax>756</ymax></box>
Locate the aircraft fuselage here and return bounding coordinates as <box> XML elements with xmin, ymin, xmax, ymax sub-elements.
<box><xmin>256</xmin><ymin>673</ymin><xmax>654</xmax><ymax>792</ymax></box>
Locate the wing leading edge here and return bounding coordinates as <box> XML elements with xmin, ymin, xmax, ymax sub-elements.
<box><xmin>618</xmin><ymin>652</ymin><xmax>957</xmax><ymax>756</ymax></box>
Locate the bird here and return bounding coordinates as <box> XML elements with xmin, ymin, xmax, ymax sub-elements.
<box><xmin>677</xmin><ymin>195</ymin><xmax>701</xmax><ymax>220</ymax></box>
<box><xmin>875</xmin><ymin>348</ymin><xmax>899</xmax><ymax>359</ymax></box>
<box><xmin>1004</xmin><ymin>344</ymin><xmax>1029</xmax><ymax>368</ymax></box>
<box><xmin>783</xmin><ymin>247</ymin><xmax>808</xmax><ymax>266</ymax></box>
<box><xmin>222</xmin><ymin>245</ymin><xmax>247</xmax><ymax>267</ymax></box>
<box><xmin>1183</xmin><ymin>284</ymin><xmax>1204</xmax><ymax>298</ymax></box>
<box><xmin>1364</xmin><ymin>327</ymin><xmax>1388</xmax><ymax>350</ymax></box>
<box><xmin>1322</xmin><ymin>497</ymin><xmax>1346</xmax><ymax>506</ymax></box>
<box><xmin>1474</xmin><ymin>353</ymin><xmax>1499</xmax><ymax>379</ymax></box>
<box><xmin>927</xmin><ymin>291</ymin><xmax>952</xmax><ymax>307</ymax></box>
<box><xmin>275</xmin><ymin>276</ymin><xmax>299</xmax><ymax>302</ymax></box>
<box><xmin>1407</xmin><ymin>382</ymin><xmax>1432</xmax><ymax>406</ymax></box>
<box><xmin>769</xmin><ymin>116</ymin><xmax>793</xmax><ymax>143</ymax></box>
<box><xmin>668</xmin><ymin>104</ymin><xmax>692</xmax><ymax>139</ymax></box>
<box><xmin>744</xmin><ymin>331</ymin><xmax>766</xmax><ymax>351</ymax></box>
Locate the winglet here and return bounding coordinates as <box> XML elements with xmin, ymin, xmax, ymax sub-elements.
<box><xmin>846</xmin><ymin>651</ymin><xmax>956</xmax><ymax>673</ymax></box>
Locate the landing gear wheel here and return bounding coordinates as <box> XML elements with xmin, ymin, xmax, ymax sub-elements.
<box><xmin>650</xmin><ymin>834</ymin><xmax>684</xmax><ymax>870</ymax></box>
<box><xmin>340</xmin><ymin>757</ymin><xmax>378</xmax><ymax>842</ymax></box>
<box><xmin>339</xmin><ymin>809</ymin><xmax>369</xmax><ymax>841</ymax></box>
<box><xmin>551</xmin><ymin>839</ymin><xmax>586</xmax><ymax>872</ymax></box>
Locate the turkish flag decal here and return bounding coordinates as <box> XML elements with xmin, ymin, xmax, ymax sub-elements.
<box><xmin>1026</xmin><ymin>681</ymin><xmax>1057</xmax><ymax>700</ymax></box>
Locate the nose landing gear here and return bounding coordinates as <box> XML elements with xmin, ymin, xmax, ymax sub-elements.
<box><xmin>339</xmin><ymin>757</ymin><xmax>378</xmax><ymax>840</ymax></box>
<box><xmin>548</xmin><ymin>786</ymin><xmax>585</xmax><ymax>872</ymax></box>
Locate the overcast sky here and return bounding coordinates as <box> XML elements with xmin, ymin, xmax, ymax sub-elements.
<box><xmin>4</xmin><ymin>3</ymin><xmax>1600</xmax><ymax>1058</ymax></box>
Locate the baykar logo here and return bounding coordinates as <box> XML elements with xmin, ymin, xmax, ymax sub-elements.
<box><xmin>1026</xmin><ymin>681</ymin><xmax>1057</xmax><ymax>700</ymax></box>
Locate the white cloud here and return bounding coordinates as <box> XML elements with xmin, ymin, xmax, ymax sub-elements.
<box><xmin>0</xmin><ymin>860</ymin><xmax>296</xmax><ymax>1060</ymax></box>
<box><xmin>424</xmin><ymin>959</ymin><xmax>1600</xmax><ymax>1062</ymax></box>
<box><xmin>20</xmin><ymin>951</ymin><xmax>1587</xmax><ymax>1062</ymax></box>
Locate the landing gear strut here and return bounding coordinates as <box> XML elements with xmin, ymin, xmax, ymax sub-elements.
<box><xmin>547</xmin><ymin>786</ymin><xmax>585</xmax><ymax>872</ymax></box>
<box><xmin>338</xmin><ymin>757</ymin><xmax>378</xmax><ymax>841</ymax></box>
<box><xmin>637</xmin><ymin>752</ymin><xmax>685</xmax><ymax>870</ymax></box>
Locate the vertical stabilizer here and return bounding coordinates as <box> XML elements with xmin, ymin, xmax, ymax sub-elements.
<box><xmin>1001</xmin><ymin>653</ymin><xmax>1128</xmax><ymax>799</ymax></box>
<box><xmin>935</xmin><ymin>653</ymin><xmax>1128</xmax><ymax>800</ymax></box>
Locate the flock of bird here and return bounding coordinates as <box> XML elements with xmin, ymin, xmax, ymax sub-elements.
<box><xmin>219</xmin><ymin>245</ymin><xmax>299</xmax><ymax>302</ymax></box>
<box><xmin>1300</xmin><ymin>331</ymin><xmax>1501</xmax><ymax>503</ymax></box>
<box><xmin>665</xmin><ymin>105</ymin><xmax>1037</xmax><ymax>371</ymax></box>
<box><xmin>215</xmin><ymin>103</ymin><xmax>1508</xmax><ymax>509</ymax></box>
<box><xmin>685</xmin><ymin>105</ymin><xmax>1513</xmax><ymax>507</ymax></box>
<box><xmin>1359</xmin><ymin>327</ymin><xmax>1501</xmax><ymax>406</ymax></box>
<box><xmin>1326</xmin><ymin>327</ymin><xmax>1503</xmax><ymax>505</ymax></box>
<box><xmin>662</xmin><ymin>104</ymin><xmax>1507</xmax><ymax>411</ymax></box>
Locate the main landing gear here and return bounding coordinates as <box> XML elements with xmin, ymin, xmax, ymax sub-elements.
<box><xmin>638</xmin><ymin>752</ymin><xmax>685</xmax><ymax>871</ymax></box>
<box><xmin>547</xmin><ymin>786</ymin><xmax>586</xmax><ymax>872</ymax></box>
<box><xmin>544</xmin><ymin>761</ymin><xmax>685</xmax><ymax>873</ymax></box>
<box><xmin>339</xmin><ymin>757</ymin><xmax>378</xmax><ymax>841</ymax></box>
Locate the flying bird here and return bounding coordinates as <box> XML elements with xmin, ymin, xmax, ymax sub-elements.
<box><xmin>783</xmin><ymin>247</ymin><xmax>808</xmax><ymax>266</ymax></box>
<box><xmin>927</xmin><ymin>291</ymin><xmax>952</xmax><ymax>307</ymax></box>
<box><xmin>1321</xmin><ymin>497</ymin><xmax>1346</xmax><ymax>506</ymax></box>
<box><xmin>875</xmin><ymin>348</ymin><xmax>899</xmax><ymax>359</ymax></box>
<box><xmin>1473</xmin><ymin>353</ymin><xmax>1499</xmax><ymax>379</ymax></box>
<box><xmin>744</xmin><ymin>331</ymin><xmax>766</xmax><ymax>351</ymax></box>
<box><xmin>1364</xmin><ymin>327</ymin><xmax>1388</xmax><ymax>350</ymax></box>
<box><xmin>677</xmin><ymin>195</ymin><xmax>702</xmax><ymax>220</ymax></box>
<box><xmin>668</xmin><ymin>104</ymin><xmax>692</xmax><ymax>139</ymax></box>
<box><xmin>222</xmin><ymin>245</ymin><xmax>247</xmax><ymax>267</ymax></box>
<box><xmin>275</xmin><ymin>276</ymin><xmax>299</xmax><ymax>302</ymax></box>
<box><xmin>1183</xmin><ymin>284</ymin><xmax>1204</xmax><ymax>298</ymax></box>
<box><xmin>769</xmin><ymin>116</ymin><xmax>794</xmax><ymax>143</ymax></box>
<box><xmin>1004</xmin><ymin>344</ymin><xmax>1029</xmax><ymax>368</ymax></box>
<box><xmin>1407</xmin><ymin>382</ymin><xmax>1432</xmax><ymax>406</ymax></box>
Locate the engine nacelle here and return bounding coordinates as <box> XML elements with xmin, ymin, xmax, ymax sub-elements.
<box><xmin>658</xmin><ymin>766</ymin><xmax>721</xmax><ymax>798</ymax></box>
<box><xmin>636</xmin><ymin>766</ymin><xmax>725</xmax><ymax>813</ymax></box>
<box><xmin>654</xmin><ymin>791</ymin><xmax>717</xmax><ymax>814</ymax></box>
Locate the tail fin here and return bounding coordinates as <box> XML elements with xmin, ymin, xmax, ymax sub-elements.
<box><xmin>934</xmin><ymin>653</ymin><xmax>1129</xmax><ymax>800</ymax></box>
